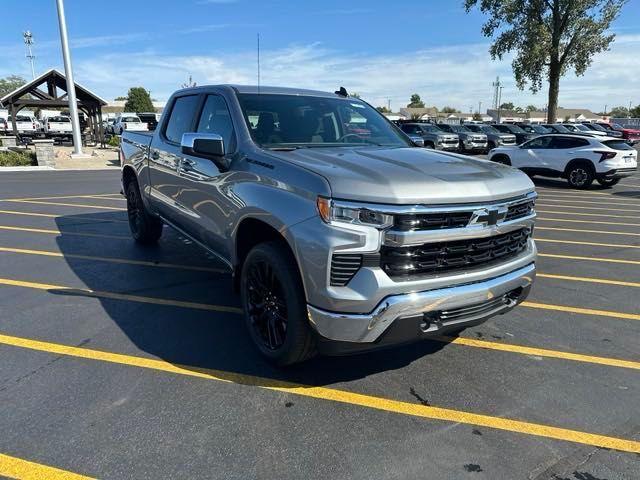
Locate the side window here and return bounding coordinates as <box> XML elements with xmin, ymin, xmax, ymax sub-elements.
<box><xmin>164</xmin><ymin>95</ymin><xmax>199</xmax><ymax>144</ymax></box>
<box><xmin>197</xmin><ymin>95</ymin><xmax>235</xmax><ymax>151</ymax></box>
<box><xmin>525</xmin><ymin>136</ymin><xmax>553</xmax><ymax>149</ymax></box>
<box><xmin>552</xmin><ymin>137</ymin><xmax>588</xmax><ymax>149</ymax></box>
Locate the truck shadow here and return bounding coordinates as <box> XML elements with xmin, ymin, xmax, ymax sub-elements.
<box><xmin>53</xmin><ymin>212</ymin><xmax>447</xmax><ymax>389</ymax></box>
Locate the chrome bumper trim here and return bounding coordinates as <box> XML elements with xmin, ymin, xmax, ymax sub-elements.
<box><xmin>307</xmin><ymin>263</ymin><xmax>535</xmax><ymax>343</ymax></box>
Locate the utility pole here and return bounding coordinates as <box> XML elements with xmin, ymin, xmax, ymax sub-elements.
<box><xmin>497</xmin><ymin>87</ymin><xmax>503</xmax><ymax>123</ymax></box>
<box><xmin>55</xmin><ymin>0</ymin><xmax>85</xmax><ymax>156</ymax></box>
<box><xmin>387</xmin><ymin>98</ymin><xmax>391</xmax><ymax>112</ymax></box>
<box><xmin>23</xmin><ymin>31</ymin><xmax>36</xmax><ymax>80</ymax></box>
<box><xmin>491</xmin><ymin>76</ymin><xmax>501</xmax><ymax>109</ymax></box>
<box><xmin>478</xmin><ymin>101</ymin><xmax>482</xmax><ymax>115</ymax></box>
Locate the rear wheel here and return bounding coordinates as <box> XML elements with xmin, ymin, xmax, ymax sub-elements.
<box><xmin>425</xmin><ymin>141</ymin><xmax>435</xmax><ymax>149</ymax></box>
<box><xmin>566</xmin><ymin>164</ymin><xmax>594</xmax><ymax>189</ymax></box>
<box><xmin>492</xmin><ymin>154</ymin><xmax>511</xmax><ymax>166</ymax></box>
<box><xmin>241</xmin><ymin>241</ymin><xmax>316</xmax><ymax>366</ymax></box>
<box><xmin>125</xmin><ymin>178</ymin><xmax>163</xmax><ymax>244</ymax></box>
<box><xmin>597</xmin><ymin>177</ymin><xmax>620</xmax><ymax>188</ymax></box>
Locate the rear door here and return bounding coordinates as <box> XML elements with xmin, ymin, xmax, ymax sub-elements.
<box><xmin>147</xmin><ymin>93</ymin><xmax>201</xmax><ymax>226</ymax></box>
<box><xmin>546</xmin><ymin>136</ymin><xmax>590</xmax><ymax>171</ymax></box>
<box><xmin>515</xmin><ymin>136</ymin><xmax>553</xmax><ymax>170</ymax></box>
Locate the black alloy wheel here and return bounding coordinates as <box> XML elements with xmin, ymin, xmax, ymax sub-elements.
<box><xmin>245</xmin><ymin>260</ymin><xmax>288</xmax><ymax>351</ymax></box>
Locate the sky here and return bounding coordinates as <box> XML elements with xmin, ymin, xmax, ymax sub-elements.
<box><xmin>0</xmin><ymin>0</ymin><xmax>639</xmax><ymax>113</ymax></box>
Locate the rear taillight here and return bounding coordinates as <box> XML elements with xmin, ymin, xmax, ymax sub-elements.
<box><xmin>47</xmin><ymin>123</ymin><xmax>50</xmax><ymax>129</ymax></box>
<box><xmin>595</xmin><ymin>150</ymin><xmax>616</xmax><ymax>162</ymax></box>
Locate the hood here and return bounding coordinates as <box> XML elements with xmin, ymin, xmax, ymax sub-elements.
<box><xmin>267</xmin><ymin>146</ymin><xmax>534</xmax><ymax>204</ymax></box>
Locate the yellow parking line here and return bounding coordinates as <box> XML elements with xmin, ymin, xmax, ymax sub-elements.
<box><xmin>536</xmin><ymin>209</ymin><xmax>640</xmax><ymax>219</ymax></box>
<box><xmin>436</xmin><ymin>335</ymin><xmax>640</xmax><ymax>371</ymax></box>
<box><xmin>0</xmin><ymin>193</ymin><xmax>121</xmax><ymax>202</ymax></box>
<box><xmin>535</xmin><ymin>203</ymin><xmax>640</xmax><ymax>213</ymax></box>
<box><xmin>0</xmin><ymin>199</ymin><xmax>126</xmax><ymax>211</ymax></box>
<box><xmin>0</xmin><ymin>209</ymin><xmax>129</xmax><ymax>223</ymax></box>
<box><xmin>538</xmin><ymin>193</ymin><xmax>640</xmax><ymax>203</ymax></box>
<box><xmin>537</xmin><ymin>217</ymin><xmax>640</xmax><ymax>227</ymax></box>
<box><xmin>0</xmin><ymin>452</ymin><xmax>94</xmax><ymax>480</ymax></box>
<box><xmin>0</xmin><ymin>246</ymin><xmax>228</xmax><ymax>274</ymax></box>
<box><xmin>0</xmin><ymin>277</ymin><xmax>242</xmax><ymax>314</ymax></box>
<box><xmin>535</xmin><ymin>238</ymin><xmax>640</xmax><ymax>249</ymax></box>
<box><xmin>522</xmin><ymin>301</ymin><xmax>640</xmax><ymax>321</ymax></box>
<box><xmin>537</xmin><ymin>272</ymin><xmax>640</xmax><ymax>288</ymax></box>
<box><xmin>536</xmin><ymin>198</ymin><xmax>640</xmax><ymax>207</ymax></box>
<box><xmin>536</xmin><ymin>226</ymin><xmax>640</xmax><ymax>237</ymax></box>
<box><xmin>538</xmin><ymin>253</ymin><xmax>640</xmax><ymax>266</ymax></box>
<box><xmin>1</xmin><ymin>333</ymin><xmax>639</xmax><ymax>454</ymax></box>
<box><xmin>0</xmin><ymin>225</ymin><xmax>128</xmax><ymax>240</ymax></box>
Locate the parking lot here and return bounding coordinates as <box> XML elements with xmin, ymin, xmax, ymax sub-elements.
<box><xmin>0</xmin><ymin>169</ymin><xmax>639</xmax><ymax>479</ymax></box>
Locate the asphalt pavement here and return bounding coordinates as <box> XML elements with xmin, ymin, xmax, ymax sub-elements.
<box><xmin>0</xmin><ymin>168</ymin><xmax>639</xmax><ymax>479</ymax></box>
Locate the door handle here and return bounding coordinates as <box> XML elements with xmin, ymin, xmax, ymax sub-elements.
<box><xmin>150</xmin><ymin>150</ymin><xmax>160</xmax><ymax>160</ymax></box>
<box><xmin>180</xmin><ymin>158</ymin><xmax>196</xmax><ymax>171</ymax></box>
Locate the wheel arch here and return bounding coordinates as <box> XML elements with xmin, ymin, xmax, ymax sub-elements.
<box><xmin>564</xmin><ymin>158</ymin><xmax>595</xmax><ymax>176</ymax></box>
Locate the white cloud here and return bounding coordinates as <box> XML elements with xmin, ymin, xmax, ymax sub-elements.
<box><xmin>18</xmin><ymin>36</ymin><xmax>639</xmax><ymax>112</ymax></box>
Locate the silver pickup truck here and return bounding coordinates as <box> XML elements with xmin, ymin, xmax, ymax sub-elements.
<box><xmin>121</xmin><ymin>85</ymin><xmax>537</xmax><ymax>365</ymax></box>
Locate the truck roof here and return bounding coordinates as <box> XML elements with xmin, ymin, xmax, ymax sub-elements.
<box><xmin>177</xmin><ymin>84</ymin><xmax>342</xmax><ymax>98</ymax></box>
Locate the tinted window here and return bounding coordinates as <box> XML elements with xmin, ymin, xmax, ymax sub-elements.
<box><xmin>50</xmin><ymin>116</ymin><xmax>70</xmax><ymax>122</ymax></box>
<box><xmin>523</xmin><ymin>136</ymin><xmax>553</xmax><ymax>149</ymax></box>
<box><xmin>450</xmin><ymin>125</ymin><xmax>471</xmax><ymax>133</ymax></box>
<box><xmin>165</xmin><ymin>95</ymin><xmax>199</xmax><ymax>144</ymax></box>
<box><xmin>602</xmin><ymin>140</ymin><xmax>633</xmax><ymax>151</ymax></box>
<box><xmin>197</xmin><ymin>95</ymin><xmax>235</xmax><ymax>151</ymax></box>
<box><xmin>493</xmin><ymin>125</ymin><xmax>509</xmax><ymax>133</ymax></box>
<box><xmin>122</xmin><ymin>116</ymin><xmax>140</xmax><ymax>123</ymax></box>
<box><xmin>420</xmin><ymin>124</ymin><xmax>441</xmax><ymax>133</ymax></box>
<box><xmin>551</xmin><ymin>137</ymin><xmax>589</xmax><ymax>149</ymax></box>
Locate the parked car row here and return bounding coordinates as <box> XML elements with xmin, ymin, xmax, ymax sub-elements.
<box><xmin>103</xmin><ymin>112</ymin><xmax>161</xmax><ymax>136</ymax></box>
<box><xmin>488</xmin><ymin>133</ymin><xmax>637</xmax><ymax>189</ymax></box>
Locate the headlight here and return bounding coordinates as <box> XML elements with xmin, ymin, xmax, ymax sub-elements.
<box><xmin>316</xmin><ymin>197</ymin><xmax>393</xmax><ymax>229</ymax></box>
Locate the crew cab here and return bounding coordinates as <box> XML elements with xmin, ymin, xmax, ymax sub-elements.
<box><xmin>491</xmin><ymin>123</ymin><xmax>537</xmax><ymax>145</ymax></box>
<box><xmin>114</xmin><ymin>114</ymin><xmax>148</xmax><ymax>134</ymax></box>
<box><xmin>436</xmin><ymin>123</ymin><xmax>488</xmax><ymax>153</ymax></box>
<box><xmin>398</xmin><ymin>122</ymin><xmax>460</xmax><ymax>150</ymax></box>
<box><xmin>43</xmin><ymin>115</ymin><xmax>73</xmax><ymax>139</ymax></box>
<box><xmin>488</xmin><ymin>134</ymin><xmax>637</xmax><ymax>188</ymax></box>
<box><xmin>6</xmin><ymin>115</ymin><xmax>38</xmax><ymax>136</ymax></box>
<box><xmin>464</xmin><ymin>124</ymin><xmax>516</xmax><ymax>149</ymax></box>
<box><xmin>121</xmin><ymin>85</ymin><xmax>537</xmax><ymax>365</ymax></box>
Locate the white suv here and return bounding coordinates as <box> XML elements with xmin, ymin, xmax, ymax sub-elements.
<box><xmin>488</xmin><ymin>134</ymin><xmax>638</xmax><ymax>188</ymax></box>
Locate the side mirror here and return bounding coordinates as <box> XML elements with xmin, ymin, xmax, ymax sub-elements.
<box><xmin>181</xmin><ymin>132</ymin><xmax>229</xmax><ymax>171</ymax></box>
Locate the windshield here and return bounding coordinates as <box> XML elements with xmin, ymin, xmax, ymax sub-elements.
<box><xmin>587</xmin><ymin>123</ymin><xmax>607</xmax><ymax>132</ymax></box>
<box><xmin>420</xmin><ymin>124</ymin><xmax>443</xmax><ymax>133</ymax></box>
<box><xmin>507</xmin><ymin>125</ymin><xmax>526</xmax><ymax>134</ymax></box>
<box><xmin>237</xmin><ymin>93</ymin><xmax>410</xmax><ymax>148</ymax></box>
<box><xmin>546</xmin><ymin>124</ymin><xmax>571</xmax><ymax>133</ymax></box>
<box><xmin>50</xmin><ymin>116</ymin><xmax>70</xmax><ymax>122</ymax></box>
<box><xmin>449</xmin><ymin>125</ymin><xmax>471</xmax><ymax>133</ymax></box>
<box><xmin>573</xmin><ymin>124</ymin><xmax>591</xmax><ymax>132</ymax></box>
<box><xmin>480</xmin><ymin>125</ymin><xmax>499</xmax><ymax>134</ymax></box>
<box><xmin>602</xmin><ymin>139</ymin><xmax>633</xmax><ymax>151</ymax></box>
<box><xmin>530</xmin><ymin>125</ymin><xmax>550</xmax><ymax>133</ymax></box>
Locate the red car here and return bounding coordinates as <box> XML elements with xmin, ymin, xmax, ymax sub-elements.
<box><xmin>598</xmin><ymin>122</ymin><xmax>640</xmax><ymax>143</ymax></box>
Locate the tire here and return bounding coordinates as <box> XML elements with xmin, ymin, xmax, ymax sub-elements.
<box><xmin>492</xmin><ymin>154</ymin><xmax>511</xmax><ymax>166</ymax></box>
<box><xmin>125</xmin><ymin>177</ymin><xmax>163</xmax><ymax>244</ymax></box>
<box><xmin>566</xmin><ymin>163</ymin><xmax>594</xmax><ymax>189</ymax></box>
<box><xmin>597</xmin><ymin>177</ymin><xmax>620</xmax><ymax>188</ymax></box>
<box><xmin>241</xmin><ymin>241</ymin><xmax>316</xmax><ymax>366</ymax></box>
<box><xmin>424</xmin><ymin>141</ymin><xmax>435</xmax><ymax>149</ymax></box>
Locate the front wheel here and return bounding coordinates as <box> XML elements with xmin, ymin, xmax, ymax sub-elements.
<box><xmin>597</xmin><ymin>177</ymin><xmax>620</xmax><ymax>188</ymax></box>
<box><xmin>125</xmin><ymin>178</ymin><xmax>163</xmax><ymax>244</ymax></box>
<box><xmin>567</xmin><ymin>165</ymin><xmax>594</xmax><ymax>189</ymax></box>
<box><xmin>241</xmin><ymin>241</ymin><xmax>316</xmax><ymax>366</ymax></box>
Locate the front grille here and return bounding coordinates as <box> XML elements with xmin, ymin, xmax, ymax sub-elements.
<box><xmin>505</xmin><ymin>200</ymin><xmax>535</xmax><ymax>221</ymax></box>
<box><xmin>394</xmin><ymin>212</ymin><xmax>472</xmax><ymax>231</ymax></box>
<box><xmin>330</xmin><ymin>254</ymin><xmax>363</xmax><ymax>286</ymax></box>
<box><xmin>381</xmin><ymin>228</ymin><xmax>531</xmax><ymax>278</ymax></box>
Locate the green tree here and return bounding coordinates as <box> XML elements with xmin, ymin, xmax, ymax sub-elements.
<box><xmin>123</xmin><ymin>87</ymin><xmax>154</xmax><ymax>113</ymax></box>
<box><xmin>608</xmin><ymin>106</ymin><xmax>629</xmax><ymax>118</ymax></box>
<box><xmin>441</xmin><ymin>106</ymin><xmax>458</xmax><ymax>113</ymax></box>
<box><xmin>350</xmin><ymin>92</ymin><xmax>361</xmax><ymax>99</ymax></box>
<box><xmin>472</xmin><ymin>112</ymin><xmax>483</xmax><ymax>121</ymax></box>
<box><xmin>525</xmin><ymin>104</ymin><xmax>538</xmax><ymax>112</ymax></box>
<box><xmin>500</xmin><ymin>102</ymin><xmax>515</xmax><ymax>110</ymax></box>
<box><xmin>465</xmin><ymin>0</ymin><xmax>626</xmax><ymax>123</ymax></box>
<box><xmin>629</xmin><ymin>104</ymin><xmax>640</xmax><ymax>118</ymax></box>
<box><xmin>407</xmin><ymin>94</ymin><xmax>425</xmax><ymax>108</ymax></box>
<box><xmin>376</xmin><ymin>106</ymin><xmax>391</xmax><ymax>113</ymax></box>
<box><xmin>114</xmin><ymin>96</ymin><xmax>127</xmax><ymax>101</ymax></box>
<box><xmin>0</xmin><ymin>75</ymin><xmax>27</xmax><ymax>97</ymax></box>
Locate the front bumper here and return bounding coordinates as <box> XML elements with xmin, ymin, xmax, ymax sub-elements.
<box><xmin>307</xmin><ymin>262</ymin><xmax>535</xmax><ymax>344</ymax></box>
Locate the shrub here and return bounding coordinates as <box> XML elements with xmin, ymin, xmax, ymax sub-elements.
<box><xmin>107</xmin><ymin>135</ymin><xmax>120</xmax><ymax>147</ymax></box>
<box><xmin>0</xmin><ymin>150</ymin><xmax>37</xmax><ymax>167</ymax></box>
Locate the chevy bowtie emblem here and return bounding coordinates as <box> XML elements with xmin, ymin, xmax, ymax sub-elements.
<box><xmin>470</xmin><ymin>206</ymin><xmax>508</xmax><ymax>226</ymax></box>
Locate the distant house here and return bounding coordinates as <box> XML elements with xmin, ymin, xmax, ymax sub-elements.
<box><xmin>527</xmin><ymin>108</ymin><xmax>603</xmax><ymax>123</ymax></box>
<box><xmin>399</xmin><ymin>107</ymin><xmax>439</xmax><ymax>120</ymax></box>
<box><xmin>487</xmin><ymin>109</ymin><xmax>526</xmax><ymax>123</ymax></box>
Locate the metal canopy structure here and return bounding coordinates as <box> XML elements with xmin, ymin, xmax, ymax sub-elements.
<box><xmin>0</xmin><ymin>68</ymin><xmax>107</xmax><ymax>145</ymax></box>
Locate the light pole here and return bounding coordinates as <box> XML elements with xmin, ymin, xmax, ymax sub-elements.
<box><xmin>55</xmin><ymin>0</ymin><xmax>85</xmax><ymax>156</ymax></box>
<box><xmin>23</xmin><ymin>31</ymin><xmax>36</xmax><ymax>80</ymax></box>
